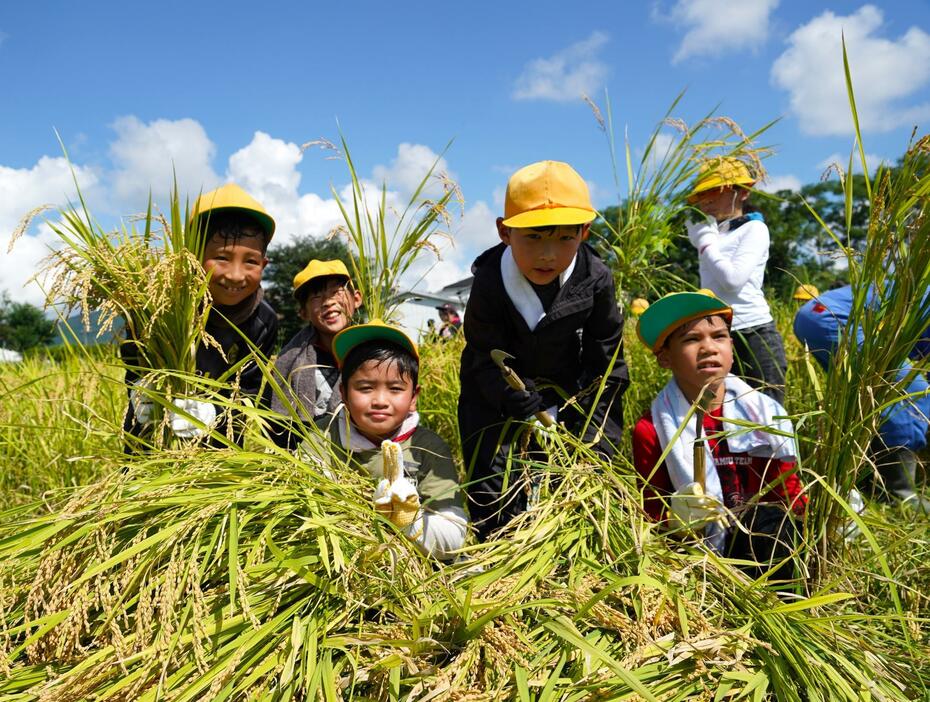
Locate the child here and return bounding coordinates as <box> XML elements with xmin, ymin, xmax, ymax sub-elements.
<box><xmin>125</xmin><ymin>183</ymin><xmax>279</xmax><ymax>445</ymax></box>
<box><xmin>458</xmin><ymin>160</ymin><xmax>629</xmax><ymax>541</ymax></box>
<box><xmin>633</xmin><ymin>291</ymin><xmax>805</xmax><ymax>577</ymax></box>
<box><xmin>435</xmin><ymin>303</ymin><xmax>462</xmax><ymax>340</ymax></box>
<box><xmin>794</xmin><ymin>284</ymin><xmax>930</xmax><ymax>512</ymax></box>
<box><xmin>270</xmin><ymin>259</ymin><xmax>361</xmax><ymax>445</ymax></box>
<box><xmin>307</xmin><ymin>320</ymin><xmax>467</xmax><ymax>560</ymax></box>
<box><xmin>686</xmin><ymin>158</ymin><xmax>787</xmax><ymax>405</ymax></box>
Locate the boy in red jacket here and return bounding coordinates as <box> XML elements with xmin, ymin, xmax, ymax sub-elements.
<box><xmin>633</xmin><ymin>291</ymin><xmax>805</xmax><ymax>578</ymax></box>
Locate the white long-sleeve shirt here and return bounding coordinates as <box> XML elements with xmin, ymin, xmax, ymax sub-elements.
<box><xmin>694</xmin><ymin>216</ymin><xmax>773</xmax><ymax>330</ymax></box>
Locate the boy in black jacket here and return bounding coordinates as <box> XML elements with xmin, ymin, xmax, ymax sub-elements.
<box><xmin>124</xmin><ymin>184</ymin><xmax>279</xmax><ymax>447</ymax></box>
<box><xmin>458</xmin><ymin>161</ymin><xmax>629</xmax><ymax>540</ymax></box>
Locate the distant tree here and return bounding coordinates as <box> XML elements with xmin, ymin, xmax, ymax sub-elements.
<box><xmin>263</xmin><ymin>235</ymin><xmax>354</xmax><ymax>344</ymax></box>
<box><xmin>0</xmin><ymin>293</ymin><xmax>57</xmax><ymax>353</ymax></box>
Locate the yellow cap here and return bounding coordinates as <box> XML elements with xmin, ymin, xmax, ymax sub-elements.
<box><xmin>630</xmin><ymin>298</ymin><xmax>650</xmax><ymax>316</ymax></box>
<box><xmin>793</xmin><ymin>284</ymin><xmax>820</xmax><ymax>301</ymax></box>
<box><xmin>502</xmin><ymin>161</ymin><xmax>596</xmax><ymax>228</ymax></box>
<box><xmin>687</xmin><ymin>158</ymin><xmax>755</xmax><ymax>202</ymax></box>
<box><xmin>293</xmin><ymin>259</ymin><xmax>352</xmax><ymax>298</ymax></box>
<box><xmin>333</xmin><ymin>320</ymin><xmax>419</xmax><ymax>367</ymax></box>
<box><xmin>193</xmin><ymin>183</ymin><xmax>276</xmax><ymax>240</ymax></box>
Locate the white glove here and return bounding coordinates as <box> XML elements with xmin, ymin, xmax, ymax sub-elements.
<box><xmin>130</xmin><ymin>381</ymin><xmax>155</xmax><ymax>425</ymax></box>
<box><xmin>373</xmin><ymin>475</ymin><xmax>421</xmax><ymax>528</ymax></box>
<box><xmin>168</xmin><ymin>398</ymin><xmax>217</xmax><ymax>439</ymax></box>
<box><xmin>686</xmin><ymin>217</ymin><xmax>718</xmax><ymax>253</ymax></box>
<box><xmin>669</xmin><ymin>482</ymin><xmax>727</xmax><ymax>532</ymax></box>
<box><xmin>841</xmin><ymin>488</ymin><xmax>867</xmax><ymax>542</ymax></box>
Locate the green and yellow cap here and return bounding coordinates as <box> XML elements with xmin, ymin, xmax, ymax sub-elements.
<box><xmin>333</xmin><ymin>320</ymin><xmax>419</xmax><ymax>367</ymax></box>
<box><xmin>293</xmin><ymin>259</ymin><xmax>352</xmax><ymax>299</ymax></box>
<box><xmin>637</xmin><ymin>290</ymin><xmax>732</xmax><ymax>353</ymax></box>
<box><xmin>687</xmin><ymin>158</ymin><xmax>755</xmax><ymax>203</ymax></box>
<box><xmin>192</xmin><ymin>183</ymin><xmax>276</xmax><ymax>240</ymax></box>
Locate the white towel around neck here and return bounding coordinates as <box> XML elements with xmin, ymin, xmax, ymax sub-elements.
<box><xmin>500</xmin><ymin>246</ymin><xmax>577</xmax><ymax>331</ymax></box>
<box><xmin>336</xmin><ymin>410</ymin><xmax>421</xmax><ymax>452</ymax></box>
<box><xmin>650</xmin><ymin>374</ymin><xmax>796</xmax><ymax>506</ymax></box>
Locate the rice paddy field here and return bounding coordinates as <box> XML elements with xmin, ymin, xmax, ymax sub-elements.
<box><xmin>1</xmin><ymin>101</ymin><xmax>930</xmax><ymax>700</ymax></box>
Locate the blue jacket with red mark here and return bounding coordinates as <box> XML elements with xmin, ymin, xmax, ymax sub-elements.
<box><xmin>793</xmin><ymin>285</ymin><xmax>930</xmax><ymax>451</ymax></box>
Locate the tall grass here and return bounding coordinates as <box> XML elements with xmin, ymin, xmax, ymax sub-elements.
<box><xmin>326</xmin><ymin>136</ymin><xmax>460</xmax><ymax>324</ymax></box>
<box><xmin>0</xmin><ymin>426</ymin><xmax>925</xmax><ymax>700</ymax></box>
<box><xmin>586</xmin><ymin>91</ymin><xmax>774</xmax><ymax>297</ymax></box>
<box><xmin>0</xmin><ymin>347</ymin><xmax>124</xmax><ymax>509</ymax></box>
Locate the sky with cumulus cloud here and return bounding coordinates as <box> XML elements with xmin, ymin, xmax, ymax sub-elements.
<box><xmin>2</xmin><ymin>0</ymin><xmax>930</xmax><ymax>308</ymax></box>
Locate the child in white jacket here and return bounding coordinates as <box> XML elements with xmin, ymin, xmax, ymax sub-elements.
<box><xmin>685</xmin><ymin>158</ymin><xmax>787</xmax><ymax>405</ymax></box>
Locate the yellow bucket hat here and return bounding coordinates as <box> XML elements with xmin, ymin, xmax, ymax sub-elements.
<box><xmin>687</xmin><ymin>158</ymin><xmax>755</xmax><ymax>203</ymax></box>
<box><xmin>292</xmin><ymin>259</ymin><xmax>352</xmax><ymax>299</ymax></box>
<box><xmin>503</xmin><ymin>161</ymin><xmax>596</xmax><ymax>228</ymax></box>
<box><xmin>333</xmin><ymin>320</ymin><xmax>419</xmax><ymax>367</ymax></box>
<box><xmin>193</xmin><ymin>183</ymin><xmax>276</xmax><ymax>241</ymax></box>
<box><xmin>792</xmin><ymin>284</ymin><xmax>820</xmax><ymax>301</ymax></box>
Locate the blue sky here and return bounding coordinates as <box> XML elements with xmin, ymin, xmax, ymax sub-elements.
<box><xmin>3</xmin><ymin>0</ymin><xmax>930</xmax><ymax>307</ymax></box>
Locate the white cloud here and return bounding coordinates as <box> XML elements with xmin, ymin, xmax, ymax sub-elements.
<box><xmin>512</xmin><ymin>32</ymin><xmax>609</xmax><ymax>102</ymax></box>
<box><xmin>665</xmin><ymin>0</ymin><xmax>779</xmax><ymax>63</ymax></box>
<box><xmin>373</xmin><ymin>143</ymin><xmax>454</xmax><ymax>197</ymax></box>
<box><xmin>0</xmin><ymin>30</ymin><xmax>8</xmax><ymax>47</ymax></box>
<box><xmin>224</xmin><ymin>133</ymin><xmax>485</xmax><ymax>294</ymax></box>
<box><xmin>2</xmin><ymin>123</ymin><xmax>485</xmax><ymax>307</ymax></box>
<box><xmin>771</xmin><ymin>5</ymin><xmax>930</xmax><ymax>135</ymax></box>
<box><xmin>1</xmin><ymin>156</ymin><xmax>99</xmax><ymax>306</ymax></box>
<box><xmin>109</xmin><ymin>116</ymin><xmax>221</xmax><ymax>207</ymax></box>
<box><xmin>757</xmin><ymin>174</ymin><xmax>801</xmax><ymax>193</ymax></box>
<box><xmin>817</xmin><ymin>151</ymin><xmax>887</xmax><ymax>174</ymax></box>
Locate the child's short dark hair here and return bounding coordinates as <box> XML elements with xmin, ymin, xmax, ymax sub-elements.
<box><xmin>295</xmin><ymin>274</ymin><xmax>355</xmax><ymax>306</ymax></box>
<box><xmin>204</xmin><ymin>211</ymin><xmax>272</xmax><ymax>253</ymax></box>
<box><xmin>341</xmin><ymin>340</ymin><xmax>419</xmax><ymax>388</ymax></box>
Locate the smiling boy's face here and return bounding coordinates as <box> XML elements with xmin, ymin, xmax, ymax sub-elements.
<box><xmin>344</xmin><ymin>358</ymin><xmax>419</xmax><ymax>441</ymax></box>
<box><xmin>656</xmin><ymin>315</ymin><xmax>733</xmax><ymax>403</ymax></box>
<box><xmin>298</xmin><ymin>276</ymin><xmax>362</xmax><ymax>347</ymax></box>
<box><xmin>202</xmin><ymin>231</ymin><xmax>268</xmax><ymax>306</ymax></box>
<box><xmin>497</xmin><ymin>218</ymin><xmax>587</xmax><ymax>286</ymax></box>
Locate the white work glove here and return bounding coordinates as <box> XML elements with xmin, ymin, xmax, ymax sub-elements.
<box><xmin>841</xmin><ymin>488</ymin><xmax>867</xmax><ymax>542</ymax></box>
<box><xmin>686</xmin><ymin>217</ymin><xmax>718</xmax><ymax>253</ymax></box>
<box><xmin>168</xmin><ymin>398</ymin><xmax>217</xmax><ymax>439</ymax></box>
<box><xmin>130</xmin><ymin>380</ymin><xmax>155</xmax><ymax>426</ymax></box>
<box><xmin>373</xmin><ymin>474</ymin><xmax>421</xmax><ymax>529</ymax></box>
<box><xmin>669</xmin><ymin>482</ymin><xmax>727</xmax><ymax>532</ymax></box>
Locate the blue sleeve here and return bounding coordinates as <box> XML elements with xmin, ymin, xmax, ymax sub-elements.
<box><xmin>879</xmin><ymin>366</ymin><xmax>930</xmax><ymax>451</ymax></box>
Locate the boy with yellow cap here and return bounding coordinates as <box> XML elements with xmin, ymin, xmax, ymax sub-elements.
<box><xmin>303</xmin><ymin>321</ymin><xmax>467</xmax><ymax>560</ymax></box>
<box><xmin>458</xmin><ymin>160</ymin><xmax>629</xmax><ymax>540</ymax></box>
<box><xmin>270</xmin><ymin>259</ymin><xmax>362</xmax><ymax>445</ymax></box>
<box><xmin>125</xmin><ymin>183</ymin><xmax>279</xmax><ymax>445</ymax></box>
<box><xmin>633</xmin><ymin>291</ymin><xmax>805</xmax><ymax>576</ymax></box>
<box><xmin>686</xmin><ymin>158</ymin><xmax>788</xmax><ymax>405</ymax></box>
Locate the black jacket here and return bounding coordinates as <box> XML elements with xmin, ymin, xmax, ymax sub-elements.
<box><xmin>123</xmin><ymin>296</ymin><xmax>279</xmax><ymax>445</ymax></box>
<box><xmin>458</xmin><ymin>242</ymin><xmax>628</xmax><ymax>455</ymax></box>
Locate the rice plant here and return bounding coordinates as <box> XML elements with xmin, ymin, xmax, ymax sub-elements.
<box><xmin>586</xmin><ymin>91</ymin><xmax>775</xmax><ymax>297</ymax></box>
<box><xmin>324</xmin><ymin>135</ymin><xmax>460</xmax><ymax>324</ymax></box>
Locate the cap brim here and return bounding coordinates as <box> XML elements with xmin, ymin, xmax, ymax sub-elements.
<box><xmin>687</xmin><ymin>180</ymin><xmax>755</xmax><ymax>202</ymax></box>
<box><xmin>637</xmin><ymin>292</ymin><xmax>732</xmax><ymax>352</ymax></box>
<box><xmin>333</xmin><ymin>323</ymin><xmax>419</xmax><ymax>366</ymax></box>
<box><xmin>502</xmin><ymin>206</ymin><xmax>596</xmax><ymax>229</ymax></box>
